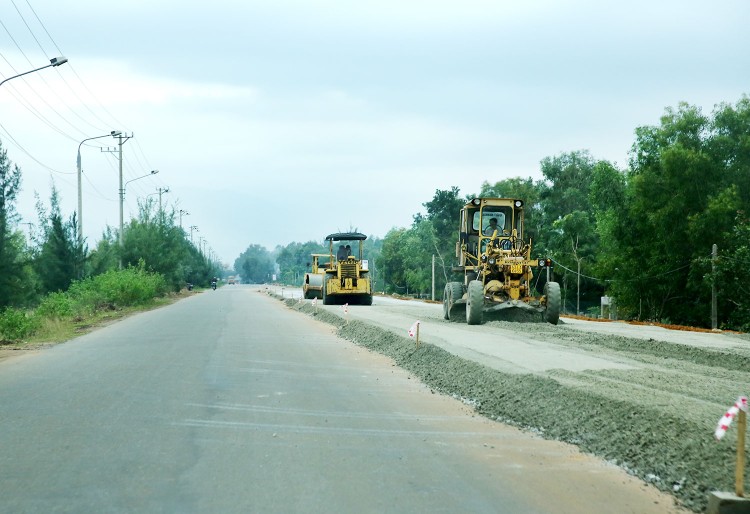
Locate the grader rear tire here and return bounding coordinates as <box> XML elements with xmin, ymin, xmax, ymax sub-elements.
<box><xmin>544</xmin><ymin>281</ymin><xmax>561</xmax><ymax>325</ymax></box>
<box><xmin>466</xmin><ymin>280</ymin><xmax>484</xmax><ymax>325</ymax></box>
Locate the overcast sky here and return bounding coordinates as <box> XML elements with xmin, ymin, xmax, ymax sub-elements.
<box><xmin>1</xmin><ymin>0</ymin><xmax>748</xmax><ymax>265</ymax></box>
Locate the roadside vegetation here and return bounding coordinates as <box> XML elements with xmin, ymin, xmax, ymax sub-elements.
<box><xmin>0</xmin><ymin>140</ymin><xmax>221</xmax><ymax>344</ymax></box>
<box><xmin>0</xmin><ymin>262</ymin><xmax>177</xmax><ymax>344</ymax></box>
<box><xmin>239</xmin><ymin>95</ymin><xmax>750</xmax><ymax>331</ymax></box>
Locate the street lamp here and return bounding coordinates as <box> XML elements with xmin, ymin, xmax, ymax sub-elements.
<box><xmin>146</xmin><ymin>186</ymin><xmax>170</xmax><ymax>224</ymax></box>
<box><xmin>76</xmin><ymin>131</ymin><xmax>121</xmax><ymax>245</ymax></box>
<box><xmin>179</xmin><ymin>209</ymin><xmax>189</xmax><ymax>229</ymax></box>
<box><xmin>0</xmin><ymin>56</ymin><xmax>68</xmax><ymax>88</ymax></box>
<box><xmin>120</xmin><ymin>170</ymin><xmax>158</xmax><ymax>245</ymax></box>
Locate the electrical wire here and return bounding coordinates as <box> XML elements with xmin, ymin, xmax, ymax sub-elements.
<box><xmin>0</xmin><ymin>22</ymin><xmax>88</xmax><ymax>141</ymax></box>
<box><xmin>22</xmin><ymin>0</ymin><xmax>129</xmax><ymax>131</ymax></box>
<box><xmin>550</xmin><ymin>257</ymin><xmax>695</xmax><ymax>284</ymax></box>
<box><xmin>15</xmin><ymin>0</ymin><xmax>113</xmax><ymax>132</ymax></box>
<box><xmin>4</xmin><ymin>1</ymin><xmax>177</xmax><ymax>235</ymax></box>
<box><xmin>0</xmin><ymin>121</ymin><xmax>73</xmax><ymax>174</ymax></box>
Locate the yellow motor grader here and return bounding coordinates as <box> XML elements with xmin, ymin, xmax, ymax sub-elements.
<box><xmin>321</xmin><ymin>232</ymin><xmax>373</xmax><ymax>305</ymax></box>
<box><xmin>444</xmin><ymin>197</ymin><xmax>560</xmax><ymax>325</ymax></box>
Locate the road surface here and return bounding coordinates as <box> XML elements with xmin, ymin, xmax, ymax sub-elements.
<box><xmin>0</xmin><ymin>286</ymin><xmax>688</xmax><ymax>513</ymax></box>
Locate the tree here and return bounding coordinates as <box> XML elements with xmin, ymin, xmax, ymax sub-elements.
<box><xmin>0</xmin><ymin>140</ymin><xmax>27</xmax><ymax>308</ymax></box>
<box><xmin>538</xmin><ymin>151</ymin><xmax>603</xmax><ymax>313</ymax></box>
<box><xmin>87</xmin><ymin>227</ymin><xmax>119</xmax><ymax>276</ymax></box>
<box><xmin>120</xmin><ymin>200</ymin><xmax>219</xmax><ymax>291</ymax></box>
<box><xmin>276</xmin><ymin>240</ymin><xmax>326</xmax><ymax>285</ymax></box>
<box><xmin>376</xmin><ymin>228</ymin><xmax>409</xmax><ymax>295</ymax></box>
<box><xmin>235</xmin><ymin>244</ymin><xmax>274</xmax><ymax>284</ymax></box>
<box><xmin>420</xmin><ymin>187</ymin><xmax>466</xmax><ymax>291</ymax></box>
<box><xmin>714</xmin><ymin>212</ymin><xmax>750</xmax><ymax>330</ymax></box>
<box><xmin>34</xmin><ymin>186</ymin><xmax>81</xmax><ymax>294</ymax></box>
<box><xmin>602</xmin><ymin>101</ymin><xmax>747</xmax><ymax>325</ymax></box>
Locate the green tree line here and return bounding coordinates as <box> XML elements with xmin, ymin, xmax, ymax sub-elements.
<box><xmin>311</xmin><ymin>96</ymin><xmax>747</xmax><ymax>330</ymax></box>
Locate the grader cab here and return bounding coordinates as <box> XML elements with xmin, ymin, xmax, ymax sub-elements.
<box><xmin>320</xmin><ymin>232</ymin><xmax>373</xmax><ymax>305</ymax></box>
<box><xmin>444</xmin><ymin>197</ymin><xmax>560</xmax><ymax>325</ymax></box>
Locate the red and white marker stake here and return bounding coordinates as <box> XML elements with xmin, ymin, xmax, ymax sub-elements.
<box><xmin>715</xmin><ymin>396</ymin><xmax>748</xmax><ymax>497</ymax></box>
<box><xmin>408</xmin><ymin>320</ymin><xmax>421</xmax><ymax>347</ymax></box>
<box><xmin>715</xmin><ymin>396</ymin><xmax>748</xmax><ymax>440</ymax></box>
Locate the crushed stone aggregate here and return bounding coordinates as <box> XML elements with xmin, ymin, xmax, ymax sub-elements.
<box><xmin>278</xmin><ymin>294</ymin><xmax>749</xmax><ymax>512</ymax></box>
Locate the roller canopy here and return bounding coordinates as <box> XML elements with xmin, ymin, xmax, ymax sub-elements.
<box><xmin>324</xmin><ymin>232</ymin><xmax>367</xmax><ymax>241</ymax></box>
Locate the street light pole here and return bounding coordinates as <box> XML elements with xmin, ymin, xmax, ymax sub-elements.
<box><xmin>179</xmin><ymin>209</ymin><xmax>189</xmax><ymax>229</ymax></box>
<box><xmin>0</xmin><ymin>56</ymin><xmax>68</xmax><ymax>88</ymax></box>
<box><xmin>119</xmin><ymin>169</ymin><xmax>158</xmax><ymax>263</ymax></box>
<box><xmin>156</xmin><ymin>187</ymin><xmax>169</xmax><ymax>222</ymax></box>
<box><xmin>77</xmin><ymin>131</ymin><xmax>121</xmax><ymax>245</ymax></box>
<box><xmin>123</xmin><ymin>170</ymin><xmax>159</xmax><ymax>199</ymax></box>
<box><xmin>189</xmin><ymin>225</ymin><xmax>198</xmax><ymax>243</ymax></box>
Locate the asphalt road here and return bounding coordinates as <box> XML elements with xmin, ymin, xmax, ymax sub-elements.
<box><xmin>0</xmin><ymin>286</ymin><xmax>687</xmax><ymax>513</ymax></box>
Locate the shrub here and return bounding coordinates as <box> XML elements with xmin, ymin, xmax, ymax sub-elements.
<box><xmin>0</xmin><ymin>308</ymin><xmax>40</xmax><ymax>342</ymax></box>
<box><xmin>68</xmin><ymin>263</ymin><xmax>167</xmax><ymax>310</ymax></box>
<box><xmin>35</xmin><ymin>292</ymin><xmax>75</xmax><ymax>319</ymax></box>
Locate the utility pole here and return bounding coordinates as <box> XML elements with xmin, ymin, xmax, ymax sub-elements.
<box><xmin>117</xmin><ymin>133</ymin><xmax>132</xmax><ymax>250</ymax></box>
<box><xmin>712</xmin><ymin>243</ymin><xmax>718</xmax><ymax>330</ymax></box>
<box><xmin>103</xmin><ymin>132</ymin><xmax>132</xmax><ymax>267</ymax></box>
<box><xmin>577</xmin><ymin>259</ymin><xmax>581</xmax><ymax>316</ymax></box>
<box><xmin>431</xmin><ymin>254</ymin><xmax>435</xmax><ymax>301</ymax></box>
<box><xmin>190</xmin><ymin>225</ymin><xmax>198</xmax><ymax>243</ymax></box>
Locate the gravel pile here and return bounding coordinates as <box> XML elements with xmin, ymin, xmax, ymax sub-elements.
<box><xmin>279</xmin><ymin>295</ymin><xmax>750</xmax><ymax>512</ymax></box>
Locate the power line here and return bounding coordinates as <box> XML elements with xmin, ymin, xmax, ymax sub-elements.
<box><xmin>0</xmin><ymin>122</ymin><xmax>73</xmax><ymax>174</ymax></box>
<box><xmin>0</xmin><ymin>20</ymin><xmax>88</xmax><ymax>141</ymax></box>
<box><xmin>551</xmin><ymin>258</ymin><xmax>695</xmax><ymax>284</ymax></box>
<box><xmin>22</xmin><ymin>0</ymin><xmax>128</xmax><ymax>130</ymax></box>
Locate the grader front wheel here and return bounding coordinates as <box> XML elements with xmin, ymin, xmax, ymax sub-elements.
<box><xmin>543</xmin><ymin>281</ymin><xmax>561</xmax><ymax>325</ymax></box>
<box><xmin>466</xmin><ymin>280</ymin><xmax>484</xmax><ymax>325</ymax></box>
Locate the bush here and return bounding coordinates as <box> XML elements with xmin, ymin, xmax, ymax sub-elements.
<box><xmin>31</xmin><ymin>264</ymin><xmax>169</xmax><ymax>324</ymax></box>
<box><xmin>68</xmin><ymin>263</ymin><xmax>168</xmax><ymax>311</ymax></box>
<box><xmin>35</xmin><ymin>292</ymin><xmax>75</xmax><ymax>319</ymax></box>
<box><xmin>0</xmin><ymin>307</ymin><xmax>40</xmax><ymax>342</ymax></box>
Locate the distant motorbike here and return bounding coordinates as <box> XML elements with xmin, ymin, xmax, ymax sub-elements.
<box><xmin>211</xmin><ymin>281</ymin><xmax>217</xmax><ymax>291</ymax></box>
